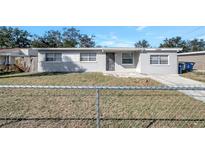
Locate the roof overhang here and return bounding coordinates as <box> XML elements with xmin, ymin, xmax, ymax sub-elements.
<box><xmin>34</xmin><ymin>48</ymin><xmax>182</xmax><ymax>52</ymax></box>
<box><xmin>34</xmin><ymin>48</ymin><xmax>102</xmax><ymax>51</ymax></box>
<box><xmin>0</xmin><ymin>53</ymin><xmax>29</xmax><ymax>57</ymax></box>
<box><xmin>178</xmin><ymin>51</ymin><xmax>205</xmax><ymax>56</ymax></box>
<box><xmin>143</xmin><ymin>48</ymin><xmax>182</xmax><ymax>51</ymax></box>
<box><xmin>0</xmin><ymin>48</ymin><xmax>37</xmax><ymax>57</ymax></box>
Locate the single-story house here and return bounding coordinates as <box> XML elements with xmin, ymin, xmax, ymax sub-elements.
<box><xmin>35</xmin><ymin>48</ymin><xmax>181</xmax><ymax>74</ymax></box>
<box><xmin>178</xmin><ymin>51</ymin><xmax>205</xmax><ymax>72</ymax></box>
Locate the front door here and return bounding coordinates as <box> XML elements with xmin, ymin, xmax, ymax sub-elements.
<box><xmin>106</xmin><ymin>53</ymin><xmax>115</xmax><ymax>71</ymax></box>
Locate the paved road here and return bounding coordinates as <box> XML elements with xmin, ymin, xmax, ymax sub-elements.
<box><xmin>149</xmin><ymin>74</ymin><xmax>205</xmax><ymax>102</ymax></box>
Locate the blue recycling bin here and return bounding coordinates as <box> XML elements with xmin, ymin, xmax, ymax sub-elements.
<box><xmin>178</xmin><ymin>63</ymin><xmax>184</xmax><ymax>74</ymax></box>
<box><xmin>184</xmin><ymin>62</ymin><xmax>195</xmax><ymax>72</ymax></box>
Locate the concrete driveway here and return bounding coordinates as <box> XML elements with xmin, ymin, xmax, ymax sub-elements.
<box><xmin>103</xmin><ymin>72</ymin><xmax>205</xmax><ymax>102</ymax></box>
<box><xmin>149</xmin><ymin>74</ymin><xmax>205</xmax><ymax>102</ymax></box>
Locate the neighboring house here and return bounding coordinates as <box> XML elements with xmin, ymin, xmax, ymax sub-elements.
<box><xmin>0</xmin><ymin>48</ymin><xmax>38</xmax><ymax>72</ymax></box>
<box><xmin>35</xmin><ymin>48</ymin><xmax>180</xmax><ymax>74</ymax></box>
<box><xmin>178</xmin><ymin>51</ymin><xmax>205</xmax><ymax>72</ymax></box>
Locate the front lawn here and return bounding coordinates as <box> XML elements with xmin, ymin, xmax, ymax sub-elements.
<box><xmin>0</xmin><ymin>72</ymin><xmax>159</xmax><ymax>86</ymax></box>
<box><xmin>0</xmin><ymin>72</ymin><xmax>205</xmax><ymax>128</ymax></box>
<box><xmin>182</xmin><ymin>72</ymin><xmax>205</xmax><ymax>83</ymax></box>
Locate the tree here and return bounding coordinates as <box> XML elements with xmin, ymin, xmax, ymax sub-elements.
<box><xmin>32</xmin><ymin>35</ymin><xmax>48</xmax><ymax>48</ymax></box>
<box><xmin>186</xmin><ymin>39</ymin><xmax>205</xmax><ymax>52</ymax></box>
<box><xmin>0</xmin><ymin>27</ymin><xmax>12</xmax><ymax>48</ymax></box>
<box><xmin>134</xmin><ymin>40</ymin><xmax>150</xmax><ymax>48</ymax></box>
<box><xmin>12</xmin><ymin>28</ymin><xmax>32</xmax><ymax>48</ymax></box>
<box><xmin>0</xmin><ymin>26</ymin><xmax>96</xmax><ymax>48</ymax></box>
<box><xmin>159</xmin><ymin>36</ymin><xmax>188</xmax><ymax>51</ymax></box>
<box><xmin>159</xmin><ymin>36</ymin><xmax>205</xmax><ymax>52</ymax></box>
<box><xmin>0</xmin><ymin>26</ymin><xmax>31</xmax><ymax>48</ymax></box>
<box><xmin>79</xmin><ymin>34</ymin><xmax>95</xmax><ymax>47</ymax></box>
<box><xmin>32</xmin><ymin>30</ymin><xmax>63</xmax><ymax>48</ymax></box>
<box><xmin>62</xmin><ymin>27</ymin><xmax>81</xmax><ymax>47</ymax></box>
<box><xmin>62</xmin><ymin>27</ymin><xmax>96</xmax><ymax>47</ymax></box>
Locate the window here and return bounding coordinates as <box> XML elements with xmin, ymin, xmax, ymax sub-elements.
<box><xmin>45</xmin><ymin>53</ymin><xmax>62</xmax><ymax>62</ymax></box>
<box><xmin>150</xmin><ymin>55</ymin><xmax>159</xmax><ymax>64</ymax></box>
<box><xmin>150</xmin><ymin>55</ymin><xmax>168</xmax><ymax>65</ymax></box>
<box><xmin>122</xmin><ymin>52</ymin><xmax>134</xmax><ymax>64</ymax></box>
<box><xmin>160</xmin><ymin>55</ymin><xmax>169</xmax><ymax>64</ymax></box>
<box><xmin>80</xmin><ymin>53</ymin><xmax>96</xmax><ymax>62</ymax></box>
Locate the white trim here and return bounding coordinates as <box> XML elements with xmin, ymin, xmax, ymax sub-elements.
<box><xmin>144</xmin><ymin>48</ymin><xmax>181</xmax><ymax>51</ymax></box>
<box><xmin>177</xmin><ymin>51</ymin><xmax>205</xmax><ymax>56</ymax></box>
<box><xmin>42</xmin><ymin>61</ymin><xmax>63</xmax><ymax>63</ymax></box>
<box><xmin>80</xmin><ymin>61</ymin><xmax>97</xmax><ymax>63</ymax></box>
<box><xmin>80</xmin><ymin>53</ymin><xmax>97</xmax><ymax>62</ymax></box>
<box><xmin>45</xmin><ymin>52</ymin><xmax>62</xmax><ymax>62</ymax></box>
<box><xmin>121</xmin><ymin>52</ymin><xmax>134</xmax><ymax>65</ymax></box>
<box><xmin>150</xmin><ymin>55</ymin><xmax>169</xmax><ymax>65</ymax></box>
<box><xmin>33</xmin><ymin>47</ymin><xmax>182</xmax><ymax>52</ymax></box>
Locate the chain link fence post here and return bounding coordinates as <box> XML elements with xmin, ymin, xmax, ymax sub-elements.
<box><xmin>96</xmin><ymin>89</ymin><xmax>100</xmax><ymax>128</ymax></box>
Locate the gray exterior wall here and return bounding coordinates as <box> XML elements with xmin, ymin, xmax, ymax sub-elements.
<box><xmin>38</xmin><ymin>50</ymin><xmax>106</xmax><ymax>72</ymax></box>
<box><xmin>178</xmin><ymin>54</ymin><xmax>205</xmax><ymax>71</ymax></box>
<box><xmin>37</xmin><ymin>49</ymin><xmax>178</xmax><ymax>74</ymax></box>
<box><xmin>140</xmin><ymin>51</ymin><xmax>178</xmax><ymax>74</ymax></box>
<box><xmin>114</xmin><ymin>51</ymin><xmax>140</xmax><ymax>72</ymax></box>
<box><xmin>38</xmin><ymin>50</ymin><xmax>142</xmax><ymax>73</ymax></box>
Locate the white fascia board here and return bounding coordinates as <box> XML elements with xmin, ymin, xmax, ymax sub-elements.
<box><xmin>178</xmin><ymin>51</ymin><xmax>205</xmax><ymax>56</ymax></box>
<box><xmin>33</xmin><ymin>47</ymin><xmax>182</xmax><ymax>53</ymax></box>
<box><xmin>33</xmin><ymin>48</ymin><xmax>103</xmax><ymax>51</ymax></box>
<box><xmin>144</xmin><ymin>48</ymin><xmax>182</xmax><ymax>52</ymax></box>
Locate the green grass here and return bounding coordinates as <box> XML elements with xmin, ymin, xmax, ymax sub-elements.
<box><xmin>0</xmin><ymin>72</ymin><xmax>205</xmax><ymax>128</ymax></box>
<box><xmin>0</xmin><ymin>72</ymin><xmax>160</xmax><ymax>86</ymax></box>
<box><xmin>182</xmin><ymin>72</ymin><xmax>205</xmax><ymax>83</ymax></box>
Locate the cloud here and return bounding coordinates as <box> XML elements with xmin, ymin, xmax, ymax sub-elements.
<box><xmin>111</xmin><ymin>35</ymin><xmax>118</xmax><ymax>40</ymax></box>
<box><xmin>145</xmin><ymin>32</ymin><xmax>154</xmax><ymax>36</ymax></box>
<box><xmin>196</xmin><ymin>35</ymin><xmax>205</xmax><ymax>40</ymax></box>
<box><xmin>101</xmin><ymin>41</ymin><xmax>115</xmax><ymax>46</ymax></box>
<box><xmin>96</xmin><ymin>32</ymin><xmax>135</xmax><ymax>47</ymax></box>
<box><xmin>136</xmin><ymin>26</ymin><xmax>147</xmax><ymax>31</ymax></box>
<box><xmin>100</xmin><ymin>40</ymin><xmax>135</xmax><ymax>47</ymax></box>
<box><xmin>96</xmin><ymin>32</ymin><xmax>118</xmax><ymax>40</ymax></box>
<box><xmin>113</xmin><ymin>41</ymin><xmax>135</xmax><ymax>47</ymax></box>
<box><xmin>156</xmin><ymin>36</ymin><xmax>166</xmax><ymax>39</ymax></box>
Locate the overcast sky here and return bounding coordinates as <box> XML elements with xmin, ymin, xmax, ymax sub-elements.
<box><xmin>14</xmin><ymin>26</ymin><xmax>205</xmax><ymax>47</ymax></box>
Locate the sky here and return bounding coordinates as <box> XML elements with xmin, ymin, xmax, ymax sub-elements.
<box><xmin>14</xmin><ymin>26</ymin><xmax>205</xmax><ymax>47</ymax></box>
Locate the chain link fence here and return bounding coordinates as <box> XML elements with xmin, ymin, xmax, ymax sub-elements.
<box><xmin>0</xmin><ymin>85</ymin><xmax>205</xmax><ymax>128</ymax></box>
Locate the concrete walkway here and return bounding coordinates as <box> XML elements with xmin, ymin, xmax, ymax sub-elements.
<box><xmin>149</xmin><ymin>74</ymin><xmax>205</xmax><ymax>102</ymax></box>
<box><xmin>103</xmin><ymin>72</ymin><xmax>148</xmax><ymax>78</ymax></box>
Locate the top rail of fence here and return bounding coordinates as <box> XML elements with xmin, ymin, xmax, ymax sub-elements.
<box><xmin>0</xmin><ymin>85</ymin><xmax>205</xmax><ymax>90</ymax></box>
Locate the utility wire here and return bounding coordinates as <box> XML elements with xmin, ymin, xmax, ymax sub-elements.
<box><xmin>181</xmin><ymin>26</ymin><xmax>203</xmax><ymax>38</ymax></box>
<box><xmin>192</xmin><ymin>31</ymin><xmax>205</xmax><ymax>39</ymax></box>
